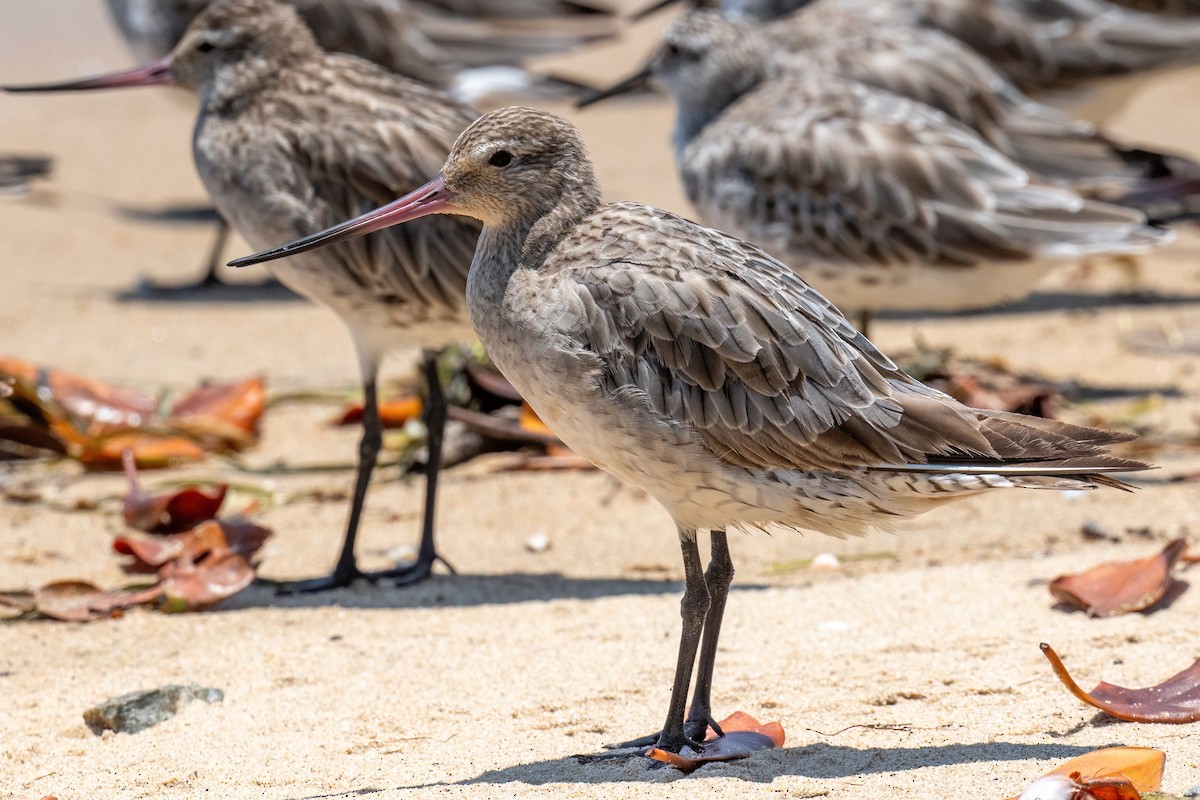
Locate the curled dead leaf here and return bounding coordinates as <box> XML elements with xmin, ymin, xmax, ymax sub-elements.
<box><xmin>122</xmin><ymin>450</ymin><xmax>227</xmax><ymax>532</ymax></box>
<box><xmin>78</xmin><ymin>431</ymin><xmax>207</xmax><ymax>470</ymax></box>
<box><xmin>646</xmin><ymin>711</ymin><xmax>785</xmax><ymax>771</ymax></box>
<box><xmin>1049</xmin><ymin>539</ymin><xmax>1188</xmax><ymax>617</ymax></box>
<box><xmin>29</xmin><ymin>580</ymin><xmax>161</xmax><ymax>622</ymax></box>
<box><xmin>168</xmin><ymin>376</ymin><xmax>266</xmax><ymax>451</ymax></box>
<box><xmin>1041</xmin><ymin>643</ymin><xmax>1200</xmax><ymax>723</ymax></box>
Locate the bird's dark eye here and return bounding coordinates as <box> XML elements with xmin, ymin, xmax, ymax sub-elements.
<box><xmin>488</xmin><ymin>150</ymin><xmax>513</xmax><ymax>167</ymax></box>
<box><xmin>197</xmin><ymin>40</ymin><xmax>215</xmax><ymax>53</ymax></box>
<box><xmin>665</xmin><ymin>43</ymin><xmax>681</xmax><ymax>58</ymax></box>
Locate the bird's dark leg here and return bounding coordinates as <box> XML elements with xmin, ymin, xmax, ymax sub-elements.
<box><xmin>602</xmin><ymin>529</ymin><xmax>731</xmax><ymax>753</ymax></box>
<box><xmin>857</xmin><ymin>308</ymin><xmax>872</xmax><ymax>338</ymax></box>
<box><xmin>368</xmin><ymin>348</ymin><xmax>454</xmax><ymax>585</ymax></box>
<box><xmin>137</xmin><ymin>218</ymin><xmax>232</xmax><ymax>294</ymax></box>
<box><xmin>654</xmin><ymin>530</ymin><xmax>711</xmax><ymax>754</ymax></box>
<box><xmin>683</xmin><ymin>529</ymin><xmax>734</xmax><ymax>742</ymax></box>
<box><xmin>276</xmin><ymin>374</ymin><xmax>380</xmax><ymax>594</ymax></box>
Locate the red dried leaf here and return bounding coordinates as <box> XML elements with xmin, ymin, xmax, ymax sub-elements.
<box><xmin>121</xmin><ymin>451</ymin><xmax>227</xmax><ymax>532</ymax></box>
<box><xmin>334</xmin><ymin>395</ymin><xmax>422</xmax><ymax>428</ymax></box>
<box><xmin>113</xmin><ymin>532</ymin><xmax>186</xmax><ymax>572</ymax></box>
<box><xmin>646</xmin><ymin>711</ymin><xmax>785</xmax><ymax>771</ymax></box>
<box><xmin>168</xmin><ymin>376</ymin><xmax>265</xmax><ymax>435</ymax></box>
<box><xmin>1041</xmin><ymin>643</ymin><xmax>1200</xmax><ymax>722</ymax></box>
<box><xmin>1049</xmin><ymin>539</ymin><xmax>1188</xmax><ymax>617</ymax></box>
<box><xmin>464</xmin><ymin>361</ymin><xmax>523</xmax><ymax>402</ymax></box>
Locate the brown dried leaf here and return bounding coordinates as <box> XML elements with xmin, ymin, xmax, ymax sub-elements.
<box><xmin>158</xmin><ymin>549</ymin><xmax>256</xmax><ymax>610</ymax></box>
<box><xmin>646</xmin><ymin>711</ymin><xmax>785</xmax><ymax>771</ymax></box>
<box><xmin>30</xmin><ymin>580</ymin><xmax>161</xmax><ymax>622</ymax></box>
<box><xmin>122</xmin><ymin>451</ymin><xmax>227</xmax><ymax>532</ymax></box>
<box><xmin>1041</xmin><ymin>643</ymin><xmax>1200</xmax><ymax>723</ymax></box>
<box><xmin>1049</xmin><ymin>539</ymin><xmax>1188</xmax><ymax>617</ymax></box>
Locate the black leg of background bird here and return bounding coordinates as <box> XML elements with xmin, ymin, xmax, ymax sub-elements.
<box><xmin>653</xmin><ymin>532</ymin><xmax>711</xmax><ymax>754</ymax></box>
<box><xmin>276</xmin><ymin>375</ymin><xmax>379</xmax><ymax>594</ymax></box>
<box><xmin>370</xmin><ymin>348</ymin><xmax>455</xmax><ymax>585</ymax></box>
<box><xmin>858</xmin><ymin>308</ymin><xmax>872</xmax><ymax>338</ymax></box>
<box><xmin>683</xmin><ymin>529</ymin><xmax>733</xmax><ymax>742</ymax></box>
<box><xmin>138</xmin><ymin>218</ymin><xmax>232</xmax><ymax>294</ymax></box>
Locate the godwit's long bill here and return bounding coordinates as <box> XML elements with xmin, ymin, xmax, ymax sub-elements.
<box><xmin>5</xmin><ymin>0</ymin><xmax>485</xmax><ymax>593</ymax></box>
<box><xmin>231</xmin><ymin>106</ymin><xmax>1152</xmax><ymax>758</ymax></box>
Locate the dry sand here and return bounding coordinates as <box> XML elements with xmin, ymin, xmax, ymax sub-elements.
<box><xmin>2</xmin><ymin>2</ymin><xmax>1200</xmax><ymax>798</ymax></box>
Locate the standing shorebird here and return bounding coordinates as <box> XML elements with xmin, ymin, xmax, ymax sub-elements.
<box><xmin>230</xmin><ymin>106</ymin><xmax>1152</xmax><ymax>756</ymax></box>
<box><xmin>101</xmin><ymin>0</ymin><xmax>616</xmax><ymax>292</ymax></box>
<box><xmin>5</xmin><ymin>0</ymin><xmax>483</xmax><ymax>592</ymax></box>
<box><xmin>717</xmin><ymin>0</ymin><xmax>1200</xmax><ymax>90</ymax></box>
<box><xmin>580</xmin><ymin>11</ymin><xmax>1172</xmax><ymax>332</ymax></box>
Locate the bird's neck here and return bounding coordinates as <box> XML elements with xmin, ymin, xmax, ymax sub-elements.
<box><xmin>672</xmin><ymin>70</ymin><xmax>766</xmax><ymax>151</ymax></box>
<box><xmin>485</xmin><ymin>182</ymin><xmax>603</xmax><ymax>270</ymax></box>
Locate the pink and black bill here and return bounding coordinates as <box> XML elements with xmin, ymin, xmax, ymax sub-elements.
<box><xmin>2</xmin><ymin>56</ymin><xmax>174</xmax><ymax>93</ymax></box>
<box><xmin>228</xmin><ymin>175</ymin><xmax>458</xmax><ymax>268</ymax></box>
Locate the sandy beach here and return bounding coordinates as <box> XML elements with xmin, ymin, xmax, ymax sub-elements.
<box><xmin>2</xmin><ymin>2</ymin><xmax>1200</xmax><ymax>797</ymax></box>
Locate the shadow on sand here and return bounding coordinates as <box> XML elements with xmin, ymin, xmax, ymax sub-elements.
<box><xmin>224</xmin><ymin>572</ymin><xmax>767</xmax><ymax>612</ymax></box>
<box><xmin>878</xmin><ymin>289</ymin><xmax>1200</xmax><ymax>321</ymax></box>
<box><xmin>290</xmin><ymin>740</ymin><xmax>1106</xmax><ymax>796</ymax></box>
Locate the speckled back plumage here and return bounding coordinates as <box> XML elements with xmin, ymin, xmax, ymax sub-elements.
<box><xmin>725</xmin><ymin>0</ymin><xmax>1200</xmax><ymax>88</ymax></box>
<box><xmin>646</xmin><ymin>12</ymin><xmax>1169</xmax><ymax>313</ymax></box>
<box><xmin>179</xmin><ymin>0</ymin><xmax>481</xmax><ymax>357</ymax></box>
<box><xmin>746</xmin><ymin>6</ymin><xmax>1190</xmax><ymax>190</ymax></box>
<box><xmin>106</xmin><ymin>0</ymin><xmax>617</xmax><ymax>88</ymax></box>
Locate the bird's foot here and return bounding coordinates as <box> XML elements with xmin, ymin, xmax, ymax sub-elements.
<box><xmin>362</xmin><ymin>552</ymin><xmax>456</xmax><ymax>587</ymax></box>
<box><xmin>272</xmin><ymin>565</ymin><xmax>362</xmax><ymax>595</ymax></box>
<box><xmin>603</xmin><ymin>715</ymin><xmax>722</xmax><ymax>754</ymax></box>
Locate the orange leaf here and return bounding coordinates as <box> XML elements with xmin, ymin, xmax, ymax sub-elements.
<box><xmin>518</xmin><ymin>403</ymin><xmax>555</xmax><ymax>438</ymax></box>
<box><xmin>646</xmin><ymin>711</ymin><xmax>784</xmax><ymax>771</ymax></box>
<box><xmin>333</xmin><ymin>395</ymin><xmax>422</xmax><ymax>428</ymax></box>
<box><xmin>168</xmin><ymin>376</ymin><xmax>265</xmax><ymax>435</ymax></box>
<box><xmin>0</xmin><ymin>355</ymin><xmax>158</xmax><ymax>435</ymax></box>
<box><xmin>1010</xmin><ymin>746</ymin><xmax>1164</xmax><ymax>800</ymax></box>
<box><xmin>1049</xmin><ymin>539</ymin><xmax>1188</xmax><ymax>617</ymax></box>
<box><xmin>78</xmin><ymin>432</ymin><xmax>206</xmax><ymax>470</ymax></box>
<box><xmin>1041</xmin><ymin>643</ymin><xmax>1200</xmax><ymax>723</ymax></box>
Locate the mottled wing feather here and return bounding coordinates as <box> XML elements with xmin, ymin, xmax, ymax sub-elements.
<box><xmin>260</xmin><ymin>56</ymin><xmax>481</xmax><ymax>314</ymax></box>
<box><xmin>557</xmin><ymin>203</ymin><xmax>1146</xmax><ymax>476</ymax></box>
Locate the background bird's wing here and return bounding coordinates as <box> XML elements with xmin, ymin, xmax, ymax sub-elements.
<box><xmin>683</xmin><ymin>74</ymin><xmax>1160</xmax><ymax>270</ymax></box>
<box><xmin>259</xmin><ymin>59</ymin><xmax>481</xmax><ymax>313</ymax></box>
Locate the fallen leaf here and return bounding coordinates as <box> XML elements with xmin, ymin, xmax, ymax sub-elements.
<box><xmin>0</xmin><ymin>355</ymin><xmax>158</xmax><ymax>435</ymax></box>
<box><xmin>168</xmin><ymin>376</ymin><xmax>266</xmax><ymax>451</ymax></box>
<box><xmin>465</xmin><ymin>361</ymin><xmax>522</xmax><ymax>402</ymax></box>
<box><xmin>158</xmin><ymin>549</ymin><xmax>256</xmax><ymax>610</ymax></box>
<box><xmin>334</xmin><ymin>395</ymin><xmax>422</xmax><ymax>428</ymax></box>
<box><xmin>1041</xmin><ymin>643</ymin><xmax>1200</xmax><ymax>723</ymax></box>
<box><xmin>77</xmin><ymin>431</ymin><xmax>207</xmax><ymax>470</ymax></box>
<box><xmin>121</xmin><ymin>451</ymin><xmax>227</xmax><ymax>533</ymax></box>
<box><xmin>28</xmin><ymin>581</ymin><xmax>161</xmax><ymax>622</ymax></box>
<box><xmin>114</xmin><ymin>519</ymin><xmax>271</xmax><ymax>575</ymax></box>
<box><xmin>1049</xmin><ymin>539</ymin><xmax>1188</xmax><ymax>617</ymax></box>
<box><xmin>646</xmin><ymin>711</ymin><xmax>784</xmax><ymax>771</ymax></box>
<box><xmin>1010</xmin><ymin>746</ymin><xmax>1164</xmax><ymax>799</ymax></box>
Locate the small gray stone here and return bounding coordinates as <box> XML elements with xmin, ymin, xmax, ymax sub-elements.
<box><xmin>1183</xmin><ymin>786</ymin><xmax>1200</xmax><ymax>797</ymax></box>
<box><xmin>83</xmin><ymin>683</ymin><xmax>223</xmax><ymax>734</ymax></box>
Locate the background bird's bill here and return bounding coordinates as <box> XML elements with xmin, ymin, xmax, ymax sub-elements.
<box><xmin>2</xmin><ymin>56</ymin><xmax>175</xmax><ymax>92</ymax></box>
<box><xmin>228</xmin><ymin>175</ymin><xmax>458</xmax><ymax>268</ymax></box>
